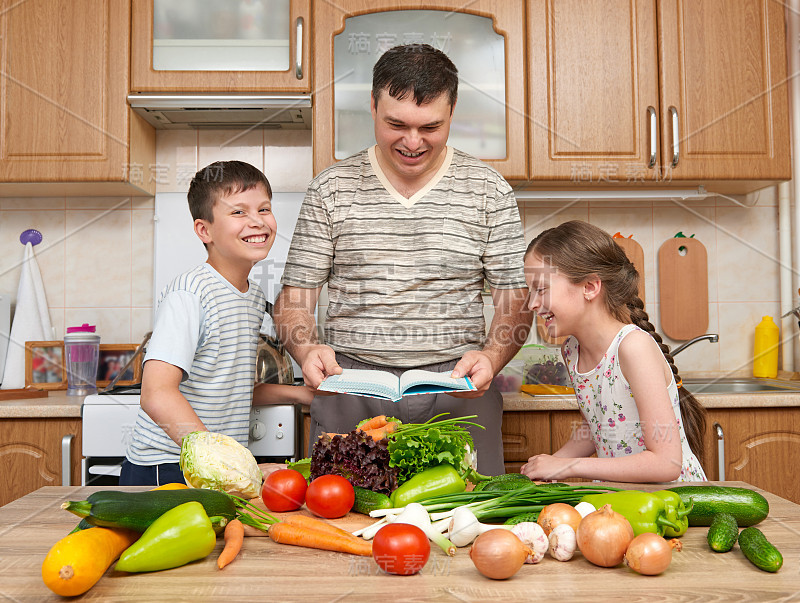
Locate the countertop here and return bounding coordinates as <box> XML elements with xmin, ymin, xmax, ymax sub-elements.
<box><xmin>3</xmin><ymin>388</ymin><xmax>800</xmax><ymax>419</ymax></box>
<box><xmin>2</xmin><ymin>482</ymin><xmax>797</xmax><ymax>601</ymax></box>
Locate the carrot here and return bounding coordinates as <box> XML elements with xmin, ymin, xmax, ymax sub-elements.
<box><xmin>217</xmin><ymin>519</ymin><xmax>244</xmax><ymax>569</ymax></box>
<box><xmin>268</xmin><ymin>522</ymin><xmax>373</xmax><ymax>556</ymax></box>
<box><xmin>283</xmin><ymin>514</ymin><xmax>362</xmax><ymax>541</ymax></box>
<box><xmin>363</xmin><ymin>421</ymin><xmax>398</xmax><ymax>441</ymax></box>
<box><xmin>357</xmin><ymin>415</ymin><xmax>388</xmax><ymax>432</ymax></box>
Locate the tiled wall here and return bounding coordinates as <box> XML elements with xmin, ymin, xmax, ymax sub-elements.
<box><xmin>0</xmin><ymin>128</ymin><xmax>785</xmax><ymax>378</ymax></box>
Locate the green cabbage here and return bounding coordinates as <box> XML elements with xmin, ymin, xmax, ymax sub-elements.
<box><xmin>179</xmin><ymin>431</ymin><xmax>262</xmax><ymax>499</ymax></box>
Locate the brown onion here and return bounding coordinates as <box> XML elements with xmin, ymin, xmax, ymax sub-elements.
<box><xmin>537</xmin><ymin>502</ymin><xmax>582</xmax><ymax>535</ymax></box>
<box><xmin>624</xmin><ymin>533</ymin><xmax>682</xmax><ymax>575</ymax></box>
<box><xmin>469</xmin><ymin>529</ymin><xmax>532</xmax><ymax>579</ymax></box>
<box><xmin>576</xmin><ymin>504</ymin><xmax>634</xmax><ymax>567</ymax></box>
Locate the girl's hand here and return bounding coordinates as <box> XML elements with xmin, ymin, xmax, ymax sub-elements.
<box><xmin>520</xmin><ymin>454</ymin><xmax>579</xmax><ymax>481</ymax></box>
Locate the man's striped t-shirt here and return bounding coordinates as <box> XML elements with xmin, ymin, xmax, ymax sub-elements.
<box><xmin>281</xmin><ymin>146</ymin><xmax>527</xmax><ymax>368</ymax></box>
<box><xmin>126</xmin><ymin>264</ymin><xmax>265</xmax><ymax>465</ymax></box>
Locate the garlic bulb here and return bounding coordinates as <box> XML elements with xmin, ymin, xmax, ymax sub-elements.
<box><xmin>511</xmin><ymin>522</ymin><xmax>548</xmax><ymax>564</ymax></box>
<box><xmin>548</xmin><ymin>523</ymin><xmax>577</xmax><ymax>561</ymax></box>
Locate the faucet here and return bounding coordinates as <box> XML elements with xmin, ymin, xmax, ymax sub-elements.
<box><xmin>670</xmin><ymin>334</ymin><xmax>719</xmax><ymax>356</ymax></box>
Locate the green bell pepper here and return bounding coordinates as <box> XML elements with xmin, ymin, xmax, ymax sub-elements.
<box><xmin>652</xmin><ymin>490</ymin><xmax>693</xmax><ymax>537</ymax></box>
<box><xmin>115</xmin><ymin>501</ymin><xmax>225</xmax><ymax>573</ymax></box>
<box><xmin>580</xmin><ymin>491</ymin><xmax>681</xmax><ymax>537</ymax></box>
<box><xmin>390</xmin><ymin>464</ymin><xmax>466</xmax><ymax>507</ymax></box>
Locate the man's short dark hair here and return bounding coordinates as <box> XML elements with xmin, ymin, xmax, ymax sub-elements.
<box><xmin>372</xmin><ymin>44</ymin><xmax>458</xmax><ymax>110</ymax></box>
<box><xmin>188</xmin><ymin>160</ymin><xmax>272</xmax><ymax>222</ymax></box>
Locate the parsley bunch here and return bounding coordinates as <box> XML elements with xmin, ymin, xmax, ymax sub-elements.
<box><xmin>387</xmin><ymin>414</ymin><xmax>486</xmax><ymax>484</ymax></box>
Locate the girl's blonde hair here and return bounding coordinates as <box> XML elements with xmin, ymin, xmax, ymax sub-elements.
<box><xmin>526</xmin><ymin>220</ymin><xmax>706</xmax><ymax>463</ymax></box>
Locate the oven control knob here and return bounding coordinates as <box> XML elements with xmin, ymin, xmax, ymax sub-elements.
<box><xmin>276</xmin><ymin>430</ymin><xmax>284</xmax><ymax>440</ymax></box>
<box><xmin>250</xmin><ymin>421</ymin><xmax>267</xmax><ymax>441</ymax></box>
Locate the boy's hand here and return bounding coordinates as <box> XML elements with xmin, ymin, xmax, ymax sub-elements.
<box><xmin>300</xmin><ymin>344</ymin><xmax>342</xmax><ymax>390</ymax></box>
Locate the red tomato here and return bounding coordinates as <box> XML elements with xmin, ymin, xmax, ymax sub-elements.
<box><xmin>304</xmin><ymin>475</ymin><xmax>355</xmax><ymax>519</ymax></box>
<box><xmin>261</xmin><ymin>469</ymin><xmax>308</xmax><ymax>512</ymax></box>
<box><xmin>372</xmin><ymin>524</ymin><xmax>430</xmax><ymax>575</ymax></box>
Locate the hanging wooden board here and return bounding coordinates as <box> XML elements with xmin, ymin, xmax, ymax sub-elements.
<box><xmin>658</xmin><ymin>237</ymin><xmax>709</xmax><ymax>340</ymax></box>
<box><xmin>614</xmin><ymin>237</ymin><xmax>646</xmax><ymax>304</ymax></box>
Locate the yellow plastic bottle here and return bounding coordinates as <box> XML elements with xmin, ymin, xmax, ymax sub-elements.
<box><xmin>753</xmin><ymin>316</ymin><xmax>779</xmax><ymax>378</ymax></box>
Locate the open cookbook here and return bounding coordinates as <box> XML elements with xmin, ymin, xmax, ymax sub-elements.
<box><xmin>317</xmin><ymin>368</ymin><xmax>476</xmax><ymax>402</ymax></box>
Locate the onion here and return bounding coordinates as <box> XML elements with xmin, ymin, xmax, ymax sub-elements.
<box><xmin>469</xmin><ymin>529</ymin><xmax>532</xmax><ymax>579</ymax></box>
<box><xmin>537</xmin><ymin>502</ymin><xmax>582</xmax><ymax>535</ymax></box>
<box><xmin>624</xmin><ymin>533</ymin><xmax>683</xmax><ymax>575</ymax></box>
<box><xmin>576</xmin><ymin>504</ymin><xmax>634</xmax><ymax>567</ymax></box>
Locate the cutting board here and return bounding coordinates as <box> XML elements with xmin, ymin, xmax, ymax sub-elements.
<box><xmin>658</xmin><ymin>237</ymin><xmax>709</xmax><ymax>340</ymax></box>
<box><xmin>614</xmin><ymin>237</ymin><xmax>646</xmax><ymax>304</ymax></box>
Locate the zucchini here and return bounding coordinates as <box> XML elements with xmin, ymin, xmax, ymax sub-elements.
<box><xmin>667</xmin><ymin>485</ymin><xmax>769</xmax><ymax>527</ymax></box>
<box><xmin>61</xmin><ymin>489</ymin><xmax>237</xmax><ymax>532</ymax></box>
<box><xmin>738</xmin><ymin>527</ymin><xmax>783</xmax><ymax>572</ymax></box>
<box><xmin>707</xmin><ymin>512</ymin><xmax>739</xmax><ymax>552</ymax></box>
<box><xmin>352</xmin><ymin>486</ymin><xmax>392</xmax><ymax>515</ymax></box>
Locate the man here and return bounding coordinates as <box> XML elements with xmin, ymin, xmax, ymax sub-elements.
<box><xmin>274</xmin><ymin>44</ymin><xmax>531</xmax><ymax>474</ymax></box>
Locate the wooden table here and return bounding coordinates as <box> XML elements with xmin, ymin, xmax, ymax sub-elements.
<box><xmin>2</xmin><ymin>482</ymin><xmax>798</xmax><ymax>601</ymax></box>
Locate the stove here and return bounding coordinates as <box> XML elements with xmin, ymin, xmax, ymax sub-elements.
<box><xmin>81</xmin><ymin>390</ymin><xmax>300</xmax><ymax>486</ymax></box>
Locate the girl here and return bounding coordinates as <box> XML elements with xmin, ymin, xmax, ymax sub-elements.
<box><xmin>521</xmin><ymin>221</ymin><xmax>707</xmax><ymax>483</ymax></box>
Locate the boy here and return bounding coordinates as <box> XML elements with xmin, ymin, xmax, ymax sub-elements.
<box><xmin>120</xmin><ymin>160</ymin><xmax>307</xmax><ymax>486</ymax></box>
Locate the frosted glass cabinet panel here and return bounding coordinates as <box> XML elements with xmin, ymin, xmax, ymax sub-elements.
<box><xmin>152</xmin><ymin>0</ymin><xmax>290</xmax><ymax>71</ymax></box>
<box><xmin>333</xmin><ymin>11</ymin><xmax>506</xmax><ymax>160</ymax></box>
<box><xmin>313</xmin><ymin>1</ymin><xmax>528</xmax><ymax>180</ymax></box>
<box><xmin>131</xmin><ymin>0</ymin><xmax>311</xmax><ymax>93</ymax></box>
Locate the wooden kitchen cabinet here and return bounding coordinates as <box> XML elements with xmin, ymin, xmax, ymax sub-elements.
<box><xmin>312</xmin><ymin>0</ymin><xmax>528</xmax><ymax>180</ymax></box>
<box><xmin>501</xmin><ymin>411</ymin><xmax>551</xmax><ymax>473</ymax></box>
<box><xmin>0</xmin><ymin>418</ymin><xmax>82</xmax><ymax>507</ymax></box>
<box><xmin>131</xmin><ymin>0</ymin><xmax>311</xmax><ymax>93</ymax></box>
<box><xmin>703</xmin><ymin>407</ymin><xmax>800</xmax><ymax>504</ymax></box>
<box><xmin>526</xmin><ymin>0</ymin><xmax>790</xmax><ymax>193</ymax></box>
<box><xmin>0</xmin><ymin>0</ymin><xmax>155</xmax><ymax>196</ymax></box>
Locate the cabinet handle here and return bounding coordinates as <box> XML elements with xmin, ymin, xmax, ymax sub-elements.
<box><xmin>61</xmin><ymin>434</ymin><xmax>74</xmax><ymax>487</ymax></box>
<box><xmin>647</xmin><ymin>106</ymin><xmax>657</xmax><ymax>168</ymax></box>
<box><xmin>295</xmin><ymin>17</ymin><xmax>304</xmax><ymax>80</ymax></box>
<box><xmin>669</xmin><ymin>106</ymin><xmax>679</xmax><ymax>167</ymax></box>
<box><xmin>714</xmin><ymin>422</ymin><xmax>725</xmax><ymax>481</ymax></box>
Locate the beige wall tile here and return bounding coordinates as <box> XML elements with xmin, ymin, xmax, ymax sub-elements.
<box><xmin>0</xmin><ymin>211</ymin><xmax>66</xmax><ymax>310</ymax></box>
<box><xmin>66</xmin><ymin>197</ymin><xmax>132</xmax><ymax>210</ymax></box>
<box><xmin>716</xmin><ymin>205</ymin><xmax>780</xmax><ymax>303</ymax></box>
<box><xmin>155</xmin><ymin>130</ymin><xmax>199</xmax><ymax>193</ymax></box>
<box><xmin>198</xmin><ymin>129</ymin><xmax>264</xmax><ymax>171</ymax></box>
<box><xmin>65</xmin><ymin>210</ymin><xmax>132</xmax><ymax>307</ymax></box>
<box><xmin>718</xmin><ymin>301</ymin><xmax>782</xmax><ymax>377</ymax></box>
<box><xmin>264</xmin><ymin>130</ymin><xmax>313</xmax><ymax>192</ymax></box>
<box><xmin>522</xmin><ymin>205</ymin><xmax>589</xmax><ymax>242</ymax></box>
<box><xmin>0</xmin><ymin>197</ymin><xmax>65</xmax><ymax>210</ymax></box>
<box><xmin>65</xmin><ymin>308</ymin><xmax>132</xmax><ymax>344</ymax></box>
<box><xmin>132</xmin><ymin>210</ymin><xmax>154</xmax><ymax>307</ymax></box>
<box><xmin>131</xmin><ymin>308</ymin><xmax>153</xmax><ymax>344</ymax></box>
<box><xmin>659</xmin><ymin>302</ymin><xmax>721</xmax><ymax>377</ymax></box>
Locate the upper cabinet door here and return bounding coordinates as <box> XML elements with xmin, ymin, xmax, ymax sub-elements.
<box><xmin>527</xmin><ymin>0</ymin><xmax>660</xmax><ymax>184</ymax></box>
<box><xmin>131</xmin><ymin>0</ymin><xmax>311</xmax><ymax>93</ymax></box>
<box><xmin>313</xmin><ymin>0</ymin><xmax>527</xmax><ymax>180</ymax></box>
<box><xmin>658</xmin><ymin>0</ymin><xmax>791</xmax><ymax>183</ymax></box>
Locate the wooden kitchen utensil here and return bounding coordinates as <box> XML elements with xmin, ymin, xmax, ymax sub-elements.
<box><xmin>658</xmin><ymin>237</ymin><xmax>709</xmax><ymax>340</ymax></box>
<box><xmin>613</xmin><ymin>236</ymin><xmax>646</xmax><ymax>304</ymax></box>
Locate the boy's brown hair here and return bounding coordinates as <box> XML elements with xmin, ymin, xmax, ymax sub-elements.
<box><xmin>188</xmin><ymin>160</ymin><xmax>272</xmax><ymax>222</ymax></box>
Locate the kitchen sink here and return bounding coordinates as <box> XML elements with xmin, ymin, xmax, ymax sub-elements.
<box><xmin>682</xmin><ymin>378</ymin><xmax>800</xmax><ymax>394</ymax></box>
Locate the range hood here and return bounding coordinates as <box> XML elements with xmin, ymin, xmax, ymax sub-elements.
<box><xmin>127</xmin><ymin>94</ymin><xmax>311</xmax><ymax>130</ymax></box>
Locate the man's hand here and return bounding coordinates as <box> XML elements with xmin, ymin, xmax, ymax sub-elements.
<box><xmin>449</xmin><ymin>350</ymin><xmax>496</xmax><ymax>398</ymax></box>
<box><xmin>300</xmin><ymin>344</ymin><xmax>342</xmax><ymax>390</ymax></box>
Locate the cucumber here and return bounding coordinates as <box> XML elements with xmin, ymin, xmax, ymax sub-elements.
<box><xmin>352</xmin><ymin>486</ymin><xmax>392</xmax><ymax>515</ymax></box>
<box><xmin>62</xmin><ymin>489</ymin><xmax>237</xmax><ymax>532</ymax></box>
<box><xmin>474</xmin><ymin>473</ymin><xmax>531</xmax><ymax>492</ymax></box>
<box><xmin>667</xmin><ymin>486</ymin><xmax>769</xmax><ymax>527</ymax></box>
<box><xmin>503</xmin><ymin>511</ymin><xmax>540</xmax><ymax>525</ymax></box>
<box><xmin>738</xmin><ymin>527</ymin><xmax>783</xmax><ymax>572</ymax></box>
<box><xmin>707</xmin><ymin>512</ymin><xmax>739</xmax><ymax>552</ymax></box>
